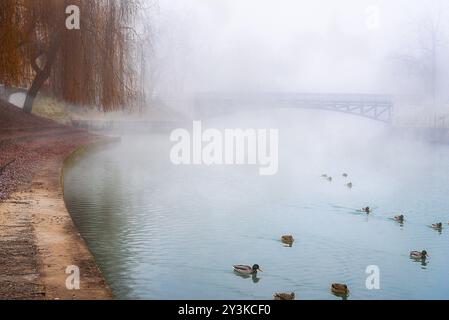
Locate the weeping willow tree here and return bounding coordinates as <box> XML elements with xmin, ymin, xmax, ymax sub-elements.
<box><xmin>0</xmin><ymin>1</ymin><xmax>32</xmax><ymax>87</ymax></box>
<box><xmin>0</xmin><ymin>0</ymin><xmax>141</xmax><ymax>113</ymax></box>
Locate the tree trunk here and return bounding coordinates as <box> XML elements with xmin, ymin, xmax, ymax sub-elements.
<box><xmin>23</xmin><ymin>71</ymin><xmax>46</xmax><ymax>113</ymax></box>
<box><xmin>23</xmin><ymin>34</ymin><xmax>61</xmax><ymax>114</ymax></box>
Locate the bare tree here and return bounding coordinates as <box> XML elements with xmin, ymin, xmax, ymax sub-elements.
<box><xmin>393</xmin><ymin>5</ymin><xmax>447</xmax><ymax>106</ymax></box>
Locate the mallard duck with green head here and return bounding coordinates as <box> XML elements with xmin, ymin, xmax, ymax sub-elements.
<box><xmin>233</xmin><ymin>264</ymin><xmax>262</xmax><ymax>275</ymax></box>
<box><xmin>431</xmin><ymin>223</ymin><xmax>443</xmax><ymax>230</ymax></box>
<box><xmin>362</xmin><ymin>207</ymin><xmax>371</xmax><ymax>214</ymax></box>
<box><xmin>410</xmin><ymin>250</ymin><xmax>428</xmax><ymax>259</ymax></box>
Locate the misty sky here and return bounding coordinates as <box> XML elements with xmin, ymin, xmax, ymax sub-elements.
<box><xmin>148</xmin><ymin>0</ymin><xmax>449</xmax><ymax>97</ymax></box>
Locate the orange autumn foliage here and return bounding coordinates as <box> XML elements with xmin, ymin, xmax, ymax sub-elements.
<box><xmin>0</xmin><ymin>0</ymin><xmax>140</xmax><ymax>112</ymax></box>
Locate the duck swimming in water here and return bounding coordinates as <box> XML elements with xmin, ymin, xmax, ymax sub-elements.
<box><xmin>327</xmin><ymin>176</ymin><xmax>333</xmax><ymax>182</ymax></box>
<box><xmin>362</xmin><ymin>207</ymin><xmax>371</xmax><ymax>214</ymax></box>
<box><xmin>431</xmin><ymin>222</ymin><xmax>443</xmax><ymax>230</ymax></box>
<box><xmin>281</xmin><ymin>235</ymin><xmax>294</xmax><ymax>245</ymax></box>
<box><xmin>410</xmin><ymin>250</ymin><xmax>428</xmax><ymax>259</ymax></box>
<box><xmin>233</xmin><ymin>264</ymin><xmax>262</xmax><ymax>275</ymax></box>
<box><xmin>346</xmin><ymin>182</ymin><xmax>353</xmax><ymax>189</ymax></box>
<box><xmin>321</xmin><ymin>174</ymin><xmax>328</xmax><ymax>178</ymax></box>
<box><xmin>273</xmin><ymin>292</ymin><xmax>295</xmax><ymax>300</ymax></box>
<box><xmin>394</xmin><ymin>215</ymin><xmax>405</xmax><ymax>223</ymax></box>
<box><xmin>342</xmin><ymin>173</ymin><xmax>348</xmax><ymax>178</ymax></box>
<box><xmin>331</xmin><ymin>284</ymin><xmax>349</xmax><ymax>296</ymax></box>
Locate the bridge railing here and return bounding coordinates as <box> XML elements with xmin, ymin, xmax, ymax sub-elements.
<box><xmin>192</xmin><ymin>92</ymin><xmax>394</xmax><ymax>123</ymax></box>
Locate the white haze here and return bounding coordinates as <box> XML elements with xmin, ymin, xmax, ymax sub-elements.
<box><xmin>146</xmin><ymin>0</ymin><xmax>449</xmax><ymax>103</ymax></box>
<box><xmin>59</xmin><ymin>3</ymin><xmax>449</xmax><ymax>300</ymax></box>
<box><xmin>129</xmin><ymin>0</ymin><xmax>449</xmax><ymax>182</ymax></box>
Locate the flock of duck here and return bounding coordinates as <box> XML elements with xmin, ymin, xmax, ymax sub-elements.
<box><xmin>323</xmin><ymin>172</ymin><xmax>444</xmax><ymax>262</ymax></box>
<box><xmin>232</xmin><ymin>172</ymin><xmax>444</xmax><ymax>300</ymax></box>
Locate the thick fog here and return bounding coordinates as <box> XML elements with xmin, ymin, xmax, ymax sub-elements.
<box><xmin>57</xmin><ymin>1</ymin><xmax>449</xmax><ymax>302</ymax></box>
<box><xmin>146</xmin><ymin>0</ymin><xmax>449</xmax><ymax>105</ymax></box>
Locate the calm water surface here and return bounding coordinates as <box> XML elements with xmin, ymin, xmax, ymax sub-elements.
<box><xmin>64</xmin><ymin>111</ymin><xmax>449</xmax><ymax>299</ymax></box>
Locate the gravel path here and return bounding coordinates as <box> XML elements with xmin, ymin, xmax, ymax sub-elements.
<box><xmin>0</xmin><ymin>99</ymin><xmax>113</xmax><ymax>300</ymax></box>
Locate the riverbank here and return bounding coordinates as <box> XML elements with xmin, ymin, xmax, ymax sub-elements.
<box><xmin>0</xmin><ymin>99</ymin><xmax>113</xmax><ymax>300</ymax></box>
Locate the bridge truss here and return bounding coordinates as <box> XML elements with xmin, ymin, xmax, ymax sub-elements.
<box><xmin>193</xmin><ymin>93</ymin><xmax>393</xmax><ymax>123</ymax></box>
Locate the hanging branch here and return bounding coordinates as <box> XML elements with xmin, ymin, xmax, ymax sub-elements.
<box><xmin>1</xmin><ymin>0</ymin><xmax>143</xmax><ymax>113</ymax></box>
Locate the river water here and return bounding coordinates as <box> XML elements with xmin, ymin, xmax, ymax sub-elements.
<box><xmin>64</xmin><ymin>110</ymin><xmax>449</xmax><ymax>299</ymax></box>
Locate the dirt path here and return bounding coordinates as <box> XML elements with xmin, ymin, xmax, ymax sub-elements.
<box><xmin>0</xmin><ymin>100</ymin><xmax>113</xmax><ymax>300</ymax></box>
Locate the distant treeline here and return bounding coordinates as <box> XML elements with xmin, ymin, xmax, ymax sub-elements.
<box><xmin>0</xmin><ymin>0</ymin><xmax>141</xmax><ymax>112</ymax></box>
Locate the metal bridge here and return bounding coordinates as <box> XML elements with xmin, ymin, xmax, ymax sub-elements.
<box><xmin>192</xmin><ymin>93</ymin><xmax>393</xmax><ymax>123</ymax></box>
<box><xmin>1</xmin><ymin>88</ymin><xmax>394</xmax><ymax>124</ymax></box>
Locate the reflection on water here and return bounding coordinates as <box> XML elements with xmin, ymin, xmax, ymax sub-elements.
<box><xmin>234</xmin><ymin>271</ymin><xmax>261</xmax><ymax>284</ymax></box>
<box><xmin>64</xmin><ymin>110</ymin><xmax>449</xmax><ymax>300</ymax></box>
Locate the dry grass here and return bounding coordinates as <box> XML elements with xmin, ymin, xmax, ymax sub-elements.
<box><xmin>32</xmin><ymin>96</ymin><xmax>72</xmax><ymax>124</ymax></box>
<box><xmin>31</xmin><ymin>94</ymin><xmax>187</xmax><ymax>124</ymax></box>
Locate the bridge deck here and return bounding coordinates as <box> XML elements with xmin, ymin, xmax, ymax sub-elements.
<box><xmin>192</xmin><ymin>93</ymin><xmax>393</xmax><ymax>123</ymax></box>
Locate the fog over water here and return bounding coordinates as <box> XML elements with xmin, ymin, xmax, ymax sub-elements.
<box><xmin>65</xmin><ymin>111</ymin><xmax>449</xmax><ymax>299</ymax></box>
<box><xmin>63</xmin><ymin>1</ymin><xmax>449</xmax><ymax>299</ymax></box>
